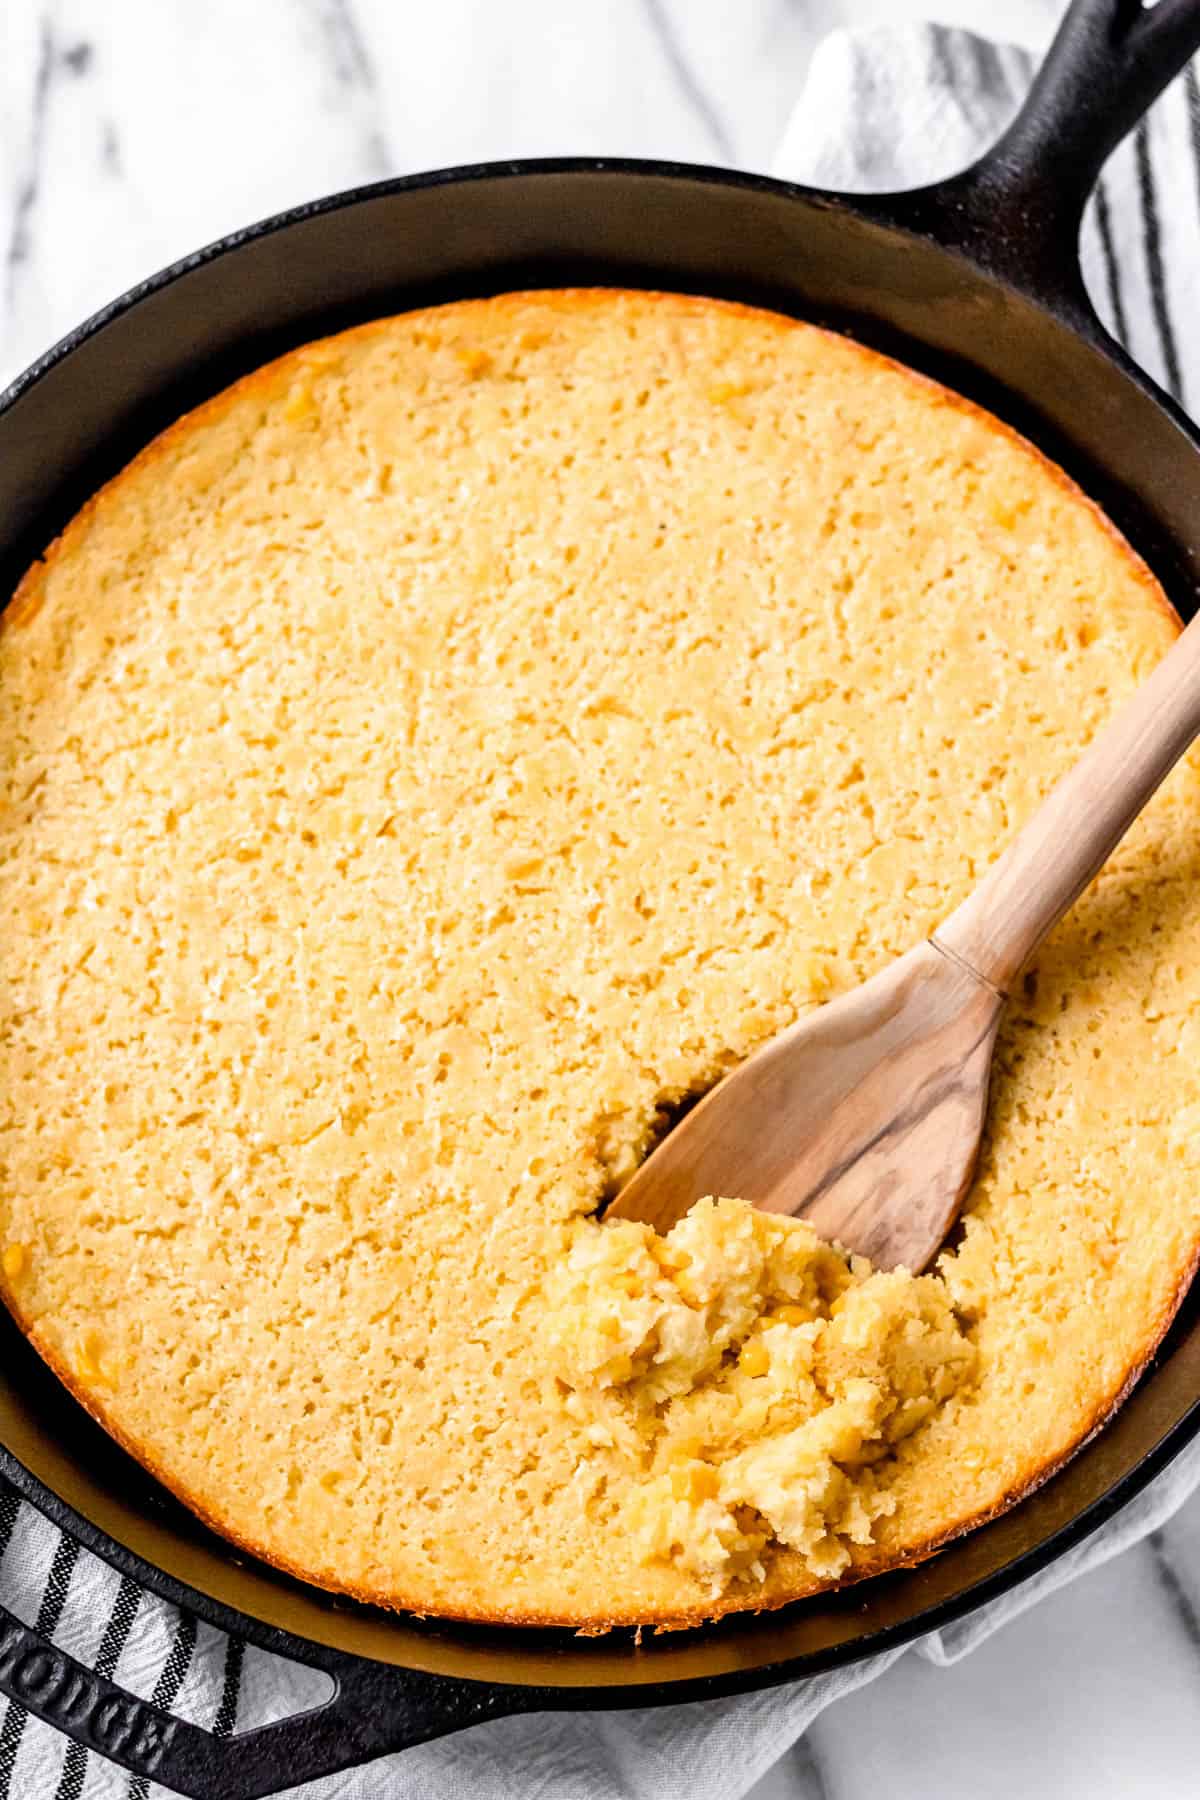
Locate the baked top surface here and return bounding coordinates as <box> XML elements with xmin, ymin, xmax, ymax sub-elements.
<box><xmin>1</xmin><ymin>288</ymin><xmax>1198</xmax><ymax>1626</ymax></box>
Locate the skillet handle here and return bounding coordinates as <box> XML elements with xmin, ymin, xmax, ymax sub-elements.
<box><xmin>886</xmin><ymin>0</ymin><xmax>1200</xmax><ymax>305</ymax></box>
<box><xmin>0</xmin><ymin>1595</ymin><xmax>527</xmax><ymax>1800</ymax></box>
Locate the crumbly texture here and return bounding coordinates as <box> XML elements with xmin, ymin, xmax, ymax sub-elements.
<box><xmin>1</xmin><ymin>289</ymin><xmax>1198</xmax><ymax>1628</ymax></box>
<box><xmin>547</xmin><ymin>1198</ymin><xmax>976</xmax><ymax>1591</ymax></box>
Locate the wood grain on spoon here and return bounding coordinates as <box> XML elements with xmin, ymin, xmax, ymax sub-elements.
<box><xmin>609</xmin><ymin>603</ymin><xmax>1200</xmax><ymax>1271</ymax></box>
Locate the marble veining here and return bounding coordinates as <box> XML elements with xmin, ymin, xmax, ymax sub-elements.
<box><xmin>639</xmin><ymin>0</ymin><xmax>736</xmax><ymax>160</ymax></box>
<box><xmin>4</xmin><ymin>19</ymin><xmax>59</xmax><ymax>312</ymax></box>
<box><xmin>301</xmin><ymin>0</ymin><xmax>392</xmax><ymax>177</ymax></box>
<box><xmin>1</xmin><ymin>3</ymin><xmax>1199</xmax><ymax>1797</ymax></box>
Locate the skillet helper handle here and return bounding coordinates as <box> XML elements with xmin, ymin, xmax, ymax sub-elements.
<box><xmin>934</xmin><ymin>607</ymin><xmax>1200</xmax><ymax>994</ymax></box>
<box><xmin>897</xmin><ymin>0</ymin><xmax>1200</xmax><ymax>299</ymax></box>
<box><xmin>0</xmin><ymin>1596</ymin><xmax>524</xmax><ymax>1800</ymax></box>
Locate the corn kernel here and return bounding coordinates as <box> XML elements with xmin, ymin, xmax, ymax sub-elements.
<box><xmin>673</xmin><ymin>1270</ymin><xmax>703</xmax><ymax>1307</ymax></box>
<box><xmin>708</xmin><ymin>379</ymin><xmax>751</xmax><ymax>405</ymax></box>
<box><xmin>503</xmin><ymin>854</ymin><xmax>543</xmax><ymax>881</ymax></box>
<box><xmin>776</xmin><ymin>1304</ymin><xmax>812</xmax><ymax>1327</ymax></box>
<box><xmin>75</xmin><ymin>1330</ymin><xmax>114</xmax><ymax>1386</ymax></box>
<box><xmin>2</xmin><ymin>1244</ymin><xmax>27</xmax><ymax>1281</ymax></box>
<box><xmin>283</xmin><ymin>383</ymin><xmax>316</xmax><ymax>422</ymax></box>
<box><xmin>670</xmin><ymin>1461</ymin><xmax>720</xmax><ymax>1503</ymax></box>
<box><xmin>454</xmin><ymin>346</ymin><xmax>493</xmax><ymax>379</ymax></box>
<box><xmin>797</xmin><ymin>955</ymin><xmax>831</xmax><ymax>1002</ymax></box>
<box><xmin>739</xmin><ymin>1338</ymin><xmax>771</xmax><ymax>1378</ymax></box>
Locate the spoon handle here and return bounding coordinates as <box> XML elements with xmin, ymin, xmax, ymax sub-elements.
<box><xmin>934</xmin><ymin>605</ymin><xmax>1200</xmax><ymax>994</ymax></box>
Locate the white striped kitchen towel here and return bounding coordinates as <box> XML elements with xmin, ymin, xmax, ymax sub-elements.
<box><xmin>2</xmin><ymin>21</ymin><xmax>1200</xmax><ymax>1800</ymax></box>
<box><xmin>774</xmin><ymin>20</ymin><xmax>1200</xmax><ymax>411</ymax></box>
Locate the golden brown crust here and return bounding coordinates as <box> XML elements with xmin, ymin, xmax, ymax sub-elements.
<box><xmin>2</xmin><ymin>286</ymin><xmax>1196</xmax><ymax>1629</ymax></box>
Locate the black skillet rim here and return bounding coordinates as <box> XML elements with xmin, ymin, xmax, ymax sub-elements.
<box><xmin>2</xmin><ymin>152</ymin><xmax>1200</xmax><ymax>1710</ymax></box>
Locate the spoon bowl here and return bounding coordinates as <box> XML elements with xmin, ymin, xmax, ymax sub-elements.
<box><xmin>609</xmin><ymin>941</ymin><xmax>1002</xmax><ymax>1270</ymax></box>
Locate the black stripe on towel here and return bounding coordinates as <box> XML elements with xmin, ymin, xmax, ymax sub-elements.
<box><xmin>1002</xmin><ymin>43</ymin><xmax>1036</xmax><ymax>92</ymax></box>
<box><xmin>1094</xmin><ymin>176</ymin><xmax>1130</xmax><ymax>346</ymax></box>
<box><xmin>54</xmin><ymin>1576</ymin><xmax>141</xmax><ymax>1800</ymax></box>
<box><xmin>0</xmin><ymin>1488</ymin><xmax>19</xmax><ymax>1565</ymax></box>
<box><xmin>127</xmin><ymin>1611</ymin><xmax>197</xmax><ymax>1800</ymax></box>
<box><xmin>0</xmin><ymin>1532</ymin><xmax>79</xmax><ymax>1799</ymax></box>
<box><xmin>970</xmin><ymin>35</ymin><xmax>1009</xmax><ymax>103</ymax></box>
<box><xmin>928</xmin><ymin>23</ymin><xmax>959</xmax><ymax>92</ymax></box>
<box><xmin>1187</xmin><ymin>63</ymin><xmax>1200</xmax><ymax>217</ymax></box>
<box><xmin>213</xmin><ymin>1635</ymin><xmax>245</xmax><ymax>1739</ymax></box>
<box><xmin>1134</xmin><ymin>117</ymin><xmax>1184</xmax><ymax>401</ymax></box>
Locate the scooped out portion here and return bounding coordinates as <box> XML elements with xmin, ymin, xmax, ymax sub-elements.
<box><xmin>546</xmin><ymin>1198</ymin><xmax>977</xmax><ymax>1593</ymax></box>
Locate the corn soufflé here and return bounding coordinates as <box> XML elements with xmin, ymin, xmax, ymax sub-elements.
<box><xmin>2</xmin><ymin>291</ymin><xmax>1199</xmax><ymax>1627</ymax></box>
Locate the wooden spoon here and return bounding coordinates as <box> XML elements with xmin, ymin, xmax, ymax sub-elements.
<box><xmin>608</xmin><ymin>607</ymin><xmax>1200</xmax><ymax>1270</ymax></box>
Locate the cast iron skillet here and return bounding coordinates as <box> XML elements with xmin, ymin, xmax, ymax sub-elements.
<box><xmin>3</xmin><ymin>1</ymin><xmax>1200</xmax><ymax>1794</ymax></box>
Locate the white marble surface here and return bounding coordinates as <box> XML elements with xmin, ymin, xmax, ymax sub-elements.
<box><xmin>2</xmin><ymin>3</ymin><xmax>1200</xmax><ymax>1798</ymax></box>
<box><xmin>0</xmin><ymin>0</ymin><xmax>1063</xmax><ymax>384</ymax></box>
